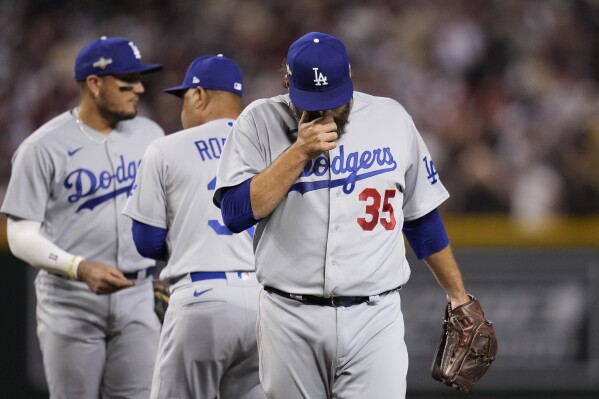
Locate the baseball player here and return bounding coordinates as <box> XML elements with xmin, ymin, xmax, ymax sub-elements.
<box><xmin>122</xmin><ymin>55</ymin><xmax>264</xmax><ymax>399</ymax></box>
<box><xmin>213</xmin><ymin>32</ymin><xmax>472</xmax><ymax>398</ymax></box>
<box><xmin>1</xmin><ymin>37</ymin><xmax>164</xmax><ymax>398</ymax></box>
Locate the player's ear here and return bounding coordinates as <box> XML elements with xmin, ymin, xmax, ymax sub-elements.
<box><xmin>194</xmin><ymin>86</ymin><xmax>210</xmax><ymax>110</ymax></box>
<box><xmin>85</xmin><ymin>75</ymin><xmax>101</xmax><ymax>98</ymax></box>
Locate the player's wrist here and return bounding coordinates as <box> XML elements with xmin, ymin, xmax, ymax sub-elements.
<box><xmin>287</xmin><ymin>142</ymin><xmax>312</xmax><ymax>164</ymax></box>
<box><xmin>447</xmin><ymin>292</ymin><xmax>470</xmax><ymax>309</ymax></box>
<box><xmin>68</xmin><ymin>255</ymin><xmax>84</xmax><ymax>280</ymax></box>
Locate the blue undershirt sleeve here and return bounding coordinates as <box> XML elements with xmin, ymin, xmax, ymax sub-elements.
<box><xmin>131</xmin><ymin>219</ymin><xmax>168</xmax><ymax>261</ymax></box>
<box><xmin>220</xmin><ymin>178</ymin><xmax>260</xmax><ymax>233</ymax></box>
<box><xmin>402</xmin><ymin>208</ymin><xmax>449</xmax><ymax>260</ymax></box>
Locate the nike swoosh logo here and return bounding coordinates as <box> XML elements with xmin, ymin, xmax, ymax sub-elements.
<box><xmin>193</xmin><ymin>288</ymin><xmax>213</xmax><ymax>297</ymax></box>
<box><xmin>68</xmin><ymin>147</ymin><xmax>83</xmax><ymax>156</ymax></box>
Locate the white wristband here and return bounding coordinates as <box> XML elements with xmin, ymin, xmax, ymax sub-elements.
<box><xmin>68</xmin><ymin>255</ymin><xmax>84</xmax><ymax>280</ymax></box>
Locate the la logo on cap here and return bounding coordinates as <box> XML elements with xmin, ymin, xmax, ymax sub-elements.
<box><xmin>192</xmin><ymin>76</ymin><xmax>200</xmax><ymax>84</ymax></box>
<box><xmin>93</xmin><ymin>57</ymin><xmax>113</xmax><ymax>69</ymax></box>
<box><xmin>313</xmin><ymin>68</ymin><xmax>328</xmax><ymax>86</ymax></box>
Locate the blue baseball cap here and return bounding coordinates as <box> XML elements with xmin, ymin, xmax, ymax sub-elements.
<box><xmin>163</xmin><ymin>54</ymin><xmax>243</xmax><ymax>98</ymax></box>
<box><xmin>286</xmin><ymin>32</ymin><xmax>353</xmax><ymax>111</ymax></box>
<box><xmin>74</xmin><ymin>36</ymin><xmax>163</xmax><ymax>81</ymax></box>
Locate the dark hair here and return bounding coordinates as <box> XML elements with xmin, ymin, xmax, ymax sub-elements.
<box><xmin>281</xmin><ymin>58</ymin><xmax>290</xmax><ymax>89</ymax></box>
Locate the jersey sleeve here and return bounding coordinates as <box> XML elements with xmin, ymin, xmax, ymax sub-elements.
<box><xmin>122</xmin><ymin>144</ymin><xmax>168</xmax><ymax>228</ymax></box>
<box><xmin>402</xmin><ymin>118</ymin><xmax>450</xmax><ymax>221</ymax></box>
<box><xmin>1</xmin><ymin>142</ymin><xmax>53</xmax><ymax>221</ymax></box>
<box><xmin>214</xmin><ymin>112</ymin><xmax>266</xmax><ymax>206</ymax></box>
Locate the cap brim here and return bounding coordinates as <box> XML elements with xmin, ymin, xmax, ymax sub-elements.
<box><xmin>135</xmin><ymin>63</ymin><xmax>164</xmax><ymax>75</ymax></box>
<box><xmin>163</xmin><ymin>85</ymin><xmax>189</xmax><ymax>98</ymax></box>
<box><xmin>289</xmin><ymin>80</ymin><xmax>354</xmax><ymax>111</ymax></box>
<box><xmin>111</xmin><ymin>63</ymin><xmax>163</xmax><ymax>76</ymax></box>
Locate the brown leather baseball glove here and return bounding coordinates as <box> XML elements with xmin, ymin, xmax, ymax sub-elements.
<box><xmin>153</xmin><ymin>279</ymin><xmax>170</xmax><ymax>325</ymax></box>
<box><xmin>431</xmin><ymin>295</ymin><xmax>497</xmax><ymax>392</ymax></box>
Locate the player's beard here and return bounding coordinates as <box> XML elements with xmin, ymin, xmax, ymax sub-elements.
<box><xmin>96</xmin><ymin>95</ymin><xmax>138</xmax><ymax>124</ymax></box>
<box><xmin>291</xmin><ymin>101</ymin><xmax>352</xmax><ymax>136</ymax></box>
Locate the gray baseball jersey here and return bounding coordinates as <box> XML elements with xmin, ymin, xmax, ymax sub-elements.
<box><xmin>123</xmin><ymin>118</ymin><xmax>262</xmax><ymax>399</ymax></box>
<box><xmin>1</xmin><ymin>108</ymin><xmax>163</xmax><ymax>398</ymax></box>
<box><xmin>123</xmin><ymin>118</ymin><xmax>255</xmax><ymax>280</ymax></box>
<box><xmin>1</xmin><ymin>109</ymin><xmax>163</xmax><ymax>272</ymax></box>
<box><xmin>215</xmin><ymin>92</ymin><xmax>449</xmax><ymax>297</ymax></box>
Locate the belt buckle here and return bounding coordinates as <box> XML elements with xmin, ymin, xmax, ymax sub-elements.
<box><xmin>331</xmin><ymin>296</ymin><xmax>348</xmax><ymax>307</ymax></box>
<box><xmin>332</xmin><ymin>296</ymin><xmax>363</xmax><ymax>307</ymax></box>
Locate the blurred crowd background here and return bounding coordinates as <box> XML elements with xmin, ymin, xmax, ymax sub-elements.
<box><xmin>1</xmin><ymin>0</ymin><xmax>599</xmax><ymax>219</ymax></box>
<box><xmin>2</xmin><ymin>2</ymin><xmax>599</xmax><ymax>397</ymax></box>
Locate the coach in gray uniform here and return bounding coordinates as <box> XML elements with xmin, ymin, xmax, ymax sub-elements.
<box><xmin>123</xmin><ymin>55</ymin><xmax>264</xmax><ymax>399</ymax></box>
<box><xmin>214</xmin><ymin>32</ymin><xmax>474</xmax><ymax>398</ymax></box>
<box><xmin>1</xmin><ymin>36</ymin><xmax>164</xmax><ymax>398</ymax></box>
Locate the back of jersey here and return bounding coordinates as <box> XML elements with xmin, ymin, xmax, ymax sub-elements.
<box><xmin>123</xmin><ymin>118</ymin><xmax>254</xmax><ymax>280</ymax></box>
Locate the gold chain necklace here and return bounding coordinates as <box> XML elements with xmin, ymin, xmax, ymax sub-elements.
<box><xmin>73</xmin><ymin>108</ymin><xmax>107</xmax><ymax>144</ymax></box>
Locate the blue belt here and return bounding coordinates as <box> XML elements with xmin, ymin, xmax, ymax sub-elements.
<box><xmin>190</xmin><ymin>271</ymin><xmax>227</xmax><ymax>282</ymax></box>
